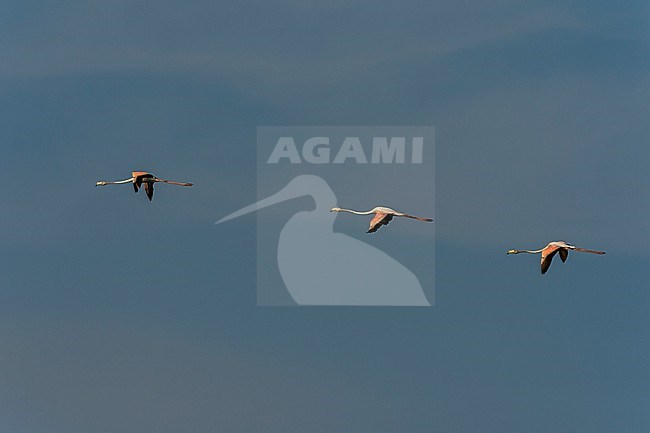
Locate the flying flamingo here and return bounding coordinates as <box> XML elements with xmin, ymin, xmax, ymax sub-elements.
<box><xmin>330</xmin><ymin>206</ymin><xmax>433</xmax><ymax>233</ymax></box>
<box><xmin>95</xmin><ymin>171</ymin><xmax>193</xmax><ymax>201</ymax></box>
<box><xmin>507</xmin><ymin>240</ymin><xmax>605</xmax><ymax>274</ymax></box>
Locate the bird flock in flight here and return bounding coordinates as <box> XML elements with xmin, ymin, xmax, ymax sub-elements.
<box><xmin>95</xmin><ymin>170</ymin><xmax>605</xmax><ymax>275</ymax></box>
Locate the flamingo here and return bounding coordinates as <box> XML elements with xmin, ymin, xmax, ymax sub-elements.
<box><xmin>330</xmin><ymin>206</ymin><xmax>433</xmax><ymax>233</ymax></box>
<box><xmin>95</xmin><ymin>171</ymin><xmax>193</xmax><ymax>201</ymax></box>
<box><xmin>507</xmin><ymin>241</ymin><xmax>605</xmax><ymax>274</ymax></box>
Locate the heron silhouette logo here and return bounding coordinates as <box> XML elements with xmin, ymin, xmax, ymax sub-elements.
<box><xmin>216</xmin><ymin>126</ymin><xmax>435</xmax><ymax>306</ymax></box>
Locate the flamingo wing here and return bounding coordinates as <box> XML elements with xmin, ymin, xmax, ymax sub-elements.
<box><xmin>367</xmin><ymin>213</ymin><xmax>393</xmax><ymax>233</ymax></box>
<box><xmin>132</xmin><ymin>172</ymin><xmax>155</xmax><ymax>198</ymax></box>
<box><xmin>133</xmin><ymin>173</ymin><xmax>149</xmax><ymax>193</ymax></box>
<box><xmin>540</xmin><ymin>245</ymin><xmax>561</xmax><ymax>274</ymax></box>
<box><xmin>144</xmin><ymin>181</ymin><xmax>154</xmax><ymax>201</ymax></box>
<box><xmin>559</xmin><ymin>248</ymin><xmax>568</xmax><ymax>263</ymax></box>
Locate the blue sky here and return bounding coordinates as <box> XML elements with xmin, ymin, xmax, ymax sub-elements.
<box><xmin>1</xmin><ymin>1</ymin><xmax>649</xmax><ymax>432</ymax></box>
